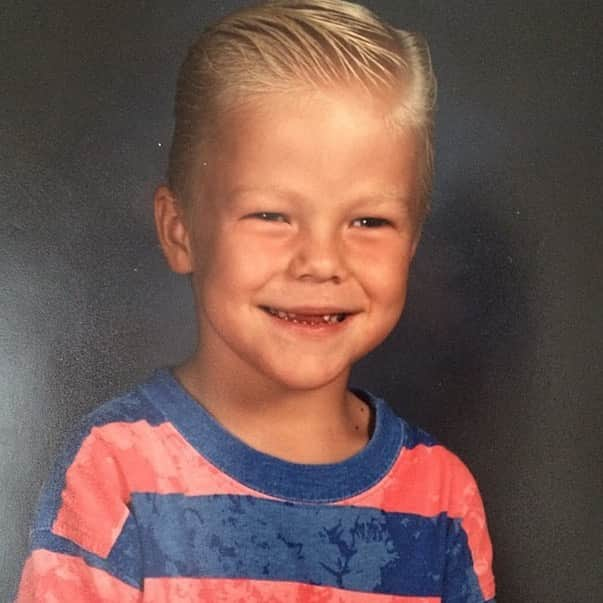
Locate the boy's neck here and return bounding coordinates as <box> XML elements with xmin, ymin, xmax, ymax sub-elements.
<box><xmin>174</xmin><ymin>354</ymin><xmax>374</xmax><ymax>465</ymax></box>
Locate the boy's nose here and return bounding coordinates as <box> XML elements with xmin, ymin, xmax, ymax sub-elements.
<box><xmin>287</xmin><ymin>228</ymin><xmax>349</xmax><ymax>283</ymax></box>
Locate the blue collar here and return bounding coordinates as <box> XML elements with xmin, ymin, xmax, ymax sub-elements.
<box><xmin>139</xmin><ymin>368</ymin><xmax>403</xmax><ymax>503</ymax></box>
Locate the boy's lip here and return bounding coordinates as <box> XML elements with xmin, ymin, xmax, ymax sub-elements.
<box><xmin>259</xmin><ymin>304</ymin><xmax>358</xmax><ymax>316</ymax></box>
<box><xmin>259</xmin><ymin>304</ymin><xmax>357</xmax><ymax>328</ymax></box>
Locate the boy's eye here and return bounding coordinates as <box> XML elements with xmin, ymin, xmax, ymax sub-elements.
<box><xmin>248</xmin><ymin>212</ymin><xmax>288</xmax><ymax>223</ymax></box>
<box><xmin>351</xmin><ymin>217</ymin><xmax>391</xmax><ymax>228</ymax></box>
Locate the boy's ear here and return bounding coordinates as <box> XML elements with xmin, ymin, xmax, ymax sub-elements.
<box><xmin>154</xmin><ymin>185</ymin><xmax>193</xmax><ymax>274</ymax></box>
<box><xmin>410</xmin><ymin>226</ymin><xmax>422</xmax><ymax>259</ymax></box>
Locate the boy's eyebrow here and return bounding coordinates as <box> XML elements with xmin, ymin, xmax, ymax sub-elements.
<box><xmin>225</xmin><ymin>185</ymin><xmax>413</xmax><ymax>206</ymax></box>
<box><xmin>225</xmin><ymin>185</ymin><xmax>298</xmax><ymax>203</ymax></box>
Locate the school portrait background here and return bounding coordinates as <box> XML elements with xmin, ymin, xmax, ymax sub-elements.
<box><xmin>2</xmin><ymin>1</ymin><xmax>601</xmax><ymax>601</ymax></box>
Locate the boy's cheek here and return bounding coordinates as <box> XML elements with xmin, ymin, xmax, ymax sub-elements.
<box><xmin>349</xmin><ymin>239</ymin><xmax>414</xmax><ymax>276</ymax></box>
<box><xmin>201</xmin><ymin>240</ymin><xmax>286</xmax><ymax>287</ymax></box>
<box><xmin>225</xmin><ymin>233</ymin><xmax>291</xmax><ymax>266</ymax></box>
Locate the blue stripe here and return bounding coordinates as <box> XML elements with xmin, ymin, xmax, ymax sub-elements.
<box><xmin>132</xmin><ymin>493</ymin><xmax>481</xmax><ymax>597</ymax></box>
<box><xmin>30</xmin><ymin>512</ymin><xmax>142</xmax><ymax>588</ymax></box>
<box><xmin>441</xmin><ymin>516</ymin><xmax>484</xmax><ymax>602</ymax></box>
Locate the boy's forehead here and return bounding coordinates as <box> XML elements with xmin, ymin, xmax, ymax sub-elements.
<box><xmin>190</xmin><ymin>86</ymin><xmax>421</xmax><ymax>221</ymax></box>
<box><xmin>208</xmin><ymin>87</ymin><xmax>417</xmax><ymax>164</ymax></box>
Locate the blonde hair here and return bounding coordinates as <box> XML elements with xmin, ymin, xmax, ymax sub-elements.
<box><xmin>168</xmin><ymin>0</ymin><xmax>436</xmax><ymax>225</ymax></box>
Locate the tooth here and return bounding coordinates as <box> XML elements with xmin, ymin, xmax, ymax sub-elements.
<box><xmin>277</xmin><ymin>310</ymin><xmax>287</xmax><ymax>318</ymax></box>
<box><xmin>323</xmin><ymin>315</ymin><xmax>330</xmax><ymax>322</ymax></box>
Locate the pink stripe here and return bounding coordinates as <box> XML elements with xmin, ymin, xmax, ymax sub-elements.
<box><xmin>144</xmin><ymin>577</ymin><xmax>441</xmax><ymax>602</ymax></box>
<box><xmin>14</xmin><ymin>550</ymin><xmax>141</xmax><ymax>602</ymax></box>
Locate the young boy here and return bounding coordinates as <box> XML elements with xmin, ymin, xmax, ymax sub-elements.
<box><xmin>16</xmin><ymin>1</ymin><xmax>495</xmax><ymax>601</ymax></box>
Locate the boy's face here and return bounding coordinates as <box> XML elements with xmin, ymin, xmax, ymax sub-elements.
<box><xmin>163</xmin><ymin>86</ymin><xmax>420</xmax><ymax>393</ymax></box>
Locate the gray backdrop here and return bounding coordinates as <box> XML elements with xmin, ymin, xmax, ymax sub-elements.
<box><xmin>2</xmin><ymin>1</ymin><xmax>601</xmax><ymax>601</ymax></box>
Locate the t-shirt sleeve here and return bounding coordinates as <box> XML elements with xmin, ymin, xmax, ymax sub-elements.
<box><xmin>442</xmin><ymin>454</ymin><xmax>496</xmax><ymax>603</ymax></box>
<box><xmin>14</xmin><ymin>423</ymin><xmax>143</xmax><ymax>602</ymax></box>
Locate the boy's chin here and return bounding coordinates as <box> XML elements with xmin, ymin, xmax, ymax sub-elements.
<box><xmin>263</xmin><ymin>360</ymin><xmax>352</xmax><ymax>392</ymax></box>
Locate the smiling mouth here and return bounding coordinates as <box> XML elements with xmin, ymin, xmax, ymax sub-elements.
<box><xmin>260</xmin><ymin>306</ymin><xmax>348</xmax><ymax>324</ymax></box>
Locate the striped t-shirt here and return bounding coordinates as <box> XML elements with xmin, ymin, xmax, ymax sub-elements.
<box><xmin>16</xmin><ymin>369</ymin><xmax>495</xmax><ymax>602</ymax></box>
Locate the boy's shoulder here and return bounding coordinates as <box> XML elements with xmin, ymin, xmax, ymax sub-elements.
<box><xmin>76</xmin><ymin>375</ymin><xmax>165</xmax><ymax>431</ymax></box>
<box><xmin>368</xmin><ymin>394</ymin><xmax>474</xmax><ymax>483</ymax></box>
<box><xmin>398</xmin><ymin>416</ymin><xmax>474</xmax><ymax>478</ymax></box>
<box><xmin>31</xmin><ymin>370</ymin><xmax>185</xmax><ymax>551</ymax></box>
<box><xmin>328</xmin><ymin>388</ymin><xmax>488</xmax><ymax>520</ymax></box>
<box><xmin>54</xmin><ymin>369</ymin><xmax>179</xmax><ymax>458</ymax></box>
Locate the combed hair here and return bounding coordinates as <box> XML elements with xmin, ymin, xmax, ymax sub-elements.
<box><xmin>168</xmin><ymin>0</ymin><xmax>436</xmax><ymax>225</ymax></box>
